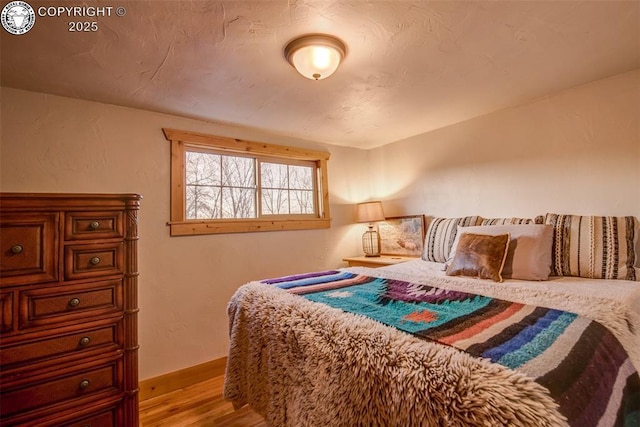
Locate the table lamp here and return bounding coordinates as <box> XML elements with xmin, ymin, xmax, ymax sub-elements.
<box><xmin>355</xmin><ymin>201</ymin><xmax>385</xmax><ymax>257</ymax></box>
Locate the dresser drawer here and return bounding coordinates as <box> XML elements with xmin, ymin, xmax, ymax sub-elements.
<box><xmin>0</xmin><ymin>357</ymin><xmax>122</xmax><ymax>420</ymax></box>
<box><xmin>0</xmin><ymin>213</ymin><xmax>59</xmax><ymax>286</ymax></box>
<box><xmin>64</xmin><ymin>243</ymin><xmax>124</xmax><ymax>281</ymax></box>
<box><xmin>21</xmin><ymin>400</ymin><xmax>121</xmax><ymax>427</ymax></box>
<box><xmin>62</xmin><ymin>406</ymin><xmax>116</xmax><ymax>427</ymax></box>
<box><xmin>1</xmin><ymin>291</ymin><xmax>13</xmax><ymax>333</ymax></box>
<box><xmin>19</xmin><ymin>280</ymin><xmax>123</xmax><ymax>330</ymax></box>
<box><xmin>65</xmin><ymin>211</ymin><xmax>124</xmax><ymax>241</ymax></box>
<box><xmin>1</xmin><ymin>320</ymin><xmax>122</xmax><ymax>371</ymax></box>
<box><xmin>9</xmin><ymin>398</ymin><xmax>122</xmax><ymax>427</ymax></box>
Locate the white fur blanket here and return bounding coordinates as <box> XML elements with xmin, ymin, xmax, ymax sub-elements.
<box><xmin>224</xmin><ymin>261</ymin><xmax>640</xmax><ymax>426</ymax></box>
<box><xmin>224</xmin><ymin>282</ymin><xmax>568</xmax><ymax>426</ymax></box>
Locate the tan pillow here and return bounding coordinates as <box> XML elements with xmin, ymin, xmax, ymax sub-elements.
<box><xmin>448</xmin><ymin>224</ymin><xmax>554</xmax><ymax>281</ymax></box>
<box><xmin>446</xmin><ymin>233</ymin><xmax>510</xmax><ymax>282</ymax></box>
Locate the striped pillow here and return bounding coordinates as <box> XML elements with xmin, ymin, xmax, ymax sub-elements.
<box><xmin>422</xmin><ymin>216</ymin><xmax>483</xmax><ymax>263</ymax></box>
<box><xmin>481</xmin><ymin>217</ymin><xmax>535</xmax><ymax>225</ymax></box>
<box><xmin>545</xmin><ymin>214</ymin><xmax>638</xmax><ymax>281</ymax></box>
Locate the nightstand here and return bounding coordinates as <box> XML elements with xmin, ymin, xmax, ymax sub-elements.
<box><xmin>343</xmin><ymin>255</ymin><xmax>417</xmax><ymax>268</ymax></box>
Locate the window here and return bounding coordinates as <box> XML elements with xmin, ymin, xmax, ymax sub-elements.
<box><xmin>185</xmin><ymin>151</ymin><xmax>317</xmax><ymax>219</ymax></box>
<box><xmin>164</xmin><ymin>128</ymin><xmax>331</xmax><ymax>236</ymax></box>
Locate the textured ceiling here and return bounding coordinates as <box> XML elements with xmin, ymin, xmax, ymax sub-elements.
<box><xmin>2</xmin><ymin>1</ymin><xmax>639</xmax><ymax>149</ymax></box>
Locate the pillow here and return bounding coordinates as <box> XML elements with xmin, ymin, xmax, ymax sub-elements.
<box><xmin>422</xmin><ymin>216</ymin><xmax>483</xmax><ymax>263</ymax></box>
<box><xmin>481</xmin><ymin>217</ymin><xmax>535</xmax><ymax>225</ymax></box>
<box><xmin>545</xmin><ymin>214</ymin><xmax>638</xmax><ymax>281</ymax></box>
<box><xmin>445</xmin><ymin>233</ymin><xmax>510</xmax><ymax>282</ymax></box>
<box><xmin>448</xmin><ymin>224</ymin><xmax>554</xmax><ymax>280</ymax></box>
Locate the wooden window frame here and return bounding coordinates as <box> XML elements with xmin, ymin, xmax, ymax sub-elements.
<box><xmin>163</xmin><ymin>128</ymin><xmax>331</xmax><ymax>236</ymax></box>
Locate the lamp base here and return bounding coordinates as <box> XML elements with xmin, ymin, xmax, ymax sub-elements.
<box><xmin>362</xmin><ymin>228</ymin><xmax>381</xmax><ymax>257</ymax></box>
<box><xmin>364</xmin><ymin>253</ymin><xmax>381</xmax><ymax>258</ymax></box>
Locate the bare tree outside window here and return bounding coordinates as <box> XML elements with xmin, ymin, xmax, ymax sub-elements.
<box><xmin>185</xmin><ymin>151</ymin><xmax>315</xmax><ymax>220</ymax></box>
<box><xmin>186</xmin><ymin>152</ymin><xmax>256</xmax><ymax>219</ymax></box>
<box><xmin>261</xmin><ymin>162</ymin><xmax>314</xmax><ymax>215</ymax></box>
<box><xmin>221</xmin><ymin>155</ymin><xmax>256</xmax><ymax>218</ymax></box>
<box><xmin>185</xmin><ymin>151</ymin><xmax>221</xmax><ymax>219</ymax></box>
<box><xmin>289</xmin><ymin>165</ymin><xmax>314</xmax><ymax>214</ymax></box>
<box><xmin>261</xmin><ymin>162</ymin><xmax>289</xmax><ymax>214</ymax></box>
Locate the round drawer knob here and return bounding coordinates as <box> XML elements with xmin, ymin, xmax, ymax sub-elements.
<box><xmin>11</xmin><ymin>244</ymin><xmax>23</xmax><ymax>254</ymax></box>
<box><xmin>79</xmin><ymin>336</ymin><xmax>91</xmax><ymax>346</ymax></box>
<box><xmin>79</xmin><ymin>379</ymin><xmax>91</xmax><ymax>390</ymax></box>
<box><xmin>90</xmin><ymin>256</ymin><xmax>101</xmax><ymax>265</ymax></box>
<box><xmin>89</xmin><ymin>221</ymin><xmax>100</xmax><ymax>230</ymax></box>
<box><xmin>69</xmin><ymin>298</ymin><xmax>81</xmax><ymax>307</ymax></box>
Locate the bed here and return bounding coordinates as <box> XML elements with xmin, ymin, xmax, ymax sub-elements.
<box><xmin>224</xmin><ymin>214</ymin><xmax>640</xmax><ymax>426</ymax></box>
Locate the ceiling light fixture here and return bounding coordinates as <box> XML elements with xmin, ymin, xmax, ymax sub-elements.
<box><xmin>284</xmin><ymin>34</ymin><xmax>346</xmax><ymax>81</ymax></box>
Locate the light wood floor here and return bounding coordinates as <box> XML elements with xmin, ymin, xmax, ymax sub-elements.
<box><xmin>139</xmin><ymin>375</ymin><xmax>268</xmax><ymax>426</ymax></box>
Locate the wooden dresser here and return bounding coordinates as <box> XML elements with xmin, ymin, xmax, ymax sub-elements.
<box><xmin>0</xmin><ymin>193</ymin><xmax>141</xmax><ymax>427</ymax></box>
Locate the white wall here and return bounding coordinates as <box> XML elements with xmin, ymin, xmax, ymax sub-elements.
<box><xmin>372</xmin><ymin>69</ymin><xmax>640</xmax><ymax>223</ymax></box>
<box><xmin>2</xmin><ymin>68</ymin><xmax>639</xmax><ymax>379</ymax></box>
<box><xmin>0</xmin><ymin>88</ymin><xmax>369</xmax><ymax>379</ymax></box>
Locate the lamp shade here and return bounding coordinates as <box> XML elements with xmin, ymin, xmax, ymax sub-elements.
<box><xmin>355</xmin><ymin>201</ymin><xmax>385</xmax><ymax>223</ymax></box>
<box><xmin>284</xmin><ymin>34</ymin><xmax>346</xmax><ymax>80</ymax></box>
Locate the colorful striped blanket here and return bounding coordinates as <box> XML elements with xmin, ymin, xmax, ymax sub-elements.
<box><xmin>262</xmin><ymin>270</ymin><xmax>640</xmax><ymax>427</ymax></box>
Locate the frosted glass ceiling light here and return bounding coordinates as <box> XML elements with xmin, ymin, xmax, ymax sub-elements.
<box><xmin>284</xmin><ymin>34</ymin><xmax>346</xmax><ymax>80</ymax></box>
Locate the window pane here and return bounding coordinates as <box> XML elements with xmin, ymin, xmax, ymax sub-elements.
<box><xmin>222</xmin><ymin>187</ymin><xmax>256</xmax><ymax>218</ymax></box>
<box><xmin>290</xmin><ymin>190</ymin><xmax>314</xmax><ymax>214</ymax></box>
<box><xmin>186</xmin><ymin>151</ymin><xmax>220</xmax><ymax>186</ymax></box>
<box><xmin>261</xmin><ymin>189</ymin><xmax>289</xmax><ymax>215</ymax></box>
<box><xmin>186</xmin><ymin>151</ymin><xmax>223</xmax><ymax>219</ymax></box>
<box><xmin>186</xmin><ymin>151</ymin><xmax>258</xmax><ymax>219</ymax></box>
<box><xmin>260</xmin><ymin>162</ymin><xmax>315</xmax><ymax>216</ymax></box>
<box><xmin>186</xmin><ymin>185</ymin><xmax>221</xmax><ymax>219</ymax></box>
<box><xmin>222</xmin><ymin>155</ymin><xmax>255</xmax><ymax>187</ymax></box>
<box><xmin>261</xmin><ymin>162</ymin><xmax>288</xmax><ymax>188</ymax></box>
<box><xmin>289</xmin><ymin>165</ymin><xmax>313</xmax><ymax>190</ymax></box>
